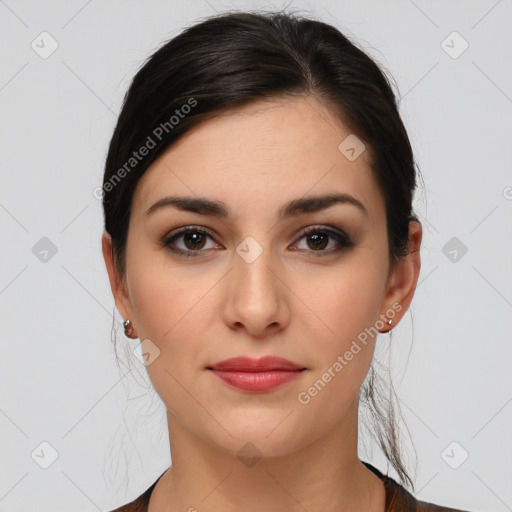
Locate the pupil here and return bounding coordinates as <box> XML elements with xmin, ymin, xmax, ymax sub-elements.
<box><xmin>185</xmin><ymin>232</ymin><xmax>204</xmax><ymax>249</ymax></box>
<box><xmin>309</xmin><ymin>233</ymin><xmax>327</xmax><ymax>250</ymax></box>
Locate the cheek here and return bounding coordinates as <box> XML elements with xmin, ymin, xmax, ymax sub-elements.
<box><xmin>293</xmin><ymin>310</ymin><xmax>377</xmax><ymax>440</ymax></box>
<box><xmin>299</xmin><ymin>257</ymin><xmax>386</xmax><ymax>349</ymax></box>
<box><xmin>127</xmin><ymin>271</ymin><xmax>214</xmax><ymax>423</ymax></box>
<box><xmin>127</xmin><ymin>264</ymin><xmax>219</xmax><ymax>381</ymax></box>
<box><xmin>129</xmin><ymin>261</ymin><xmax>212</xmax><ymax>342</ymax></box>
<box><xmin>293</xmin><ymin>254</ymin><xmax>386</xmax><ymax>403</ymax></box>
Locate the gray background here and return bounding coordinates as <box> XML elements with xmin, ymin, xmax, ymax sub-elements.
<box><xmin>1</xmin><ymin>0</ymin><xmax>511</xmax><ymax>511</ymax></box>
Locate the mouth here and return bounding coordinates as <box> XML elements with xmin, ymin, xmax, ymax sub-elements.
<box><xmin>206</xmin><ymin>356</ymin><xmax>307</xmax><ymax>393</ymax></box>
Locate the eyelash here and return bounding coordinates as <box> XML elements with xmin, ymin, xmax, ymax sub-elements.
<box><xmin>161</xmin><ymin>225</ymin><xmax>354</xmax><ymax>259</ymax></box>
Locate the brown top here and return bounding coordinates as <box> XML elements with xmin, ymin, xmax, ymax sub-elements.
<box><xmin>109</xmin><ymin>461</ymin><xmax>474</xmax><ymax>512</ymax></box>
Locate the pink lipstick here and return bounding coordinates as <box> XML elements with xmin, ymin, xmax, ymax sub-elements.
<box><xmin>207</xmin><ymin>356</ymin><xmax>306</xmax><ymax>392</ymax></box>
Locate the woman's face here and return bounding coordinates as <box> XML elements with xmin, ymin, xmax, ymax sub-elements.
<box><xmin>103</xmin><ymin>95</ymin><xmax>420</xmax><ymax>458</ymax></box>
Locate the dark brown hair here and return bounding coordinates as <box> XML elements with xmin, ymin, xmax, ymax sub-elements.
<box><xmin>102</xmin><ymin>9</ymin><xmax>422</xmax><ymax>490</ymax></box>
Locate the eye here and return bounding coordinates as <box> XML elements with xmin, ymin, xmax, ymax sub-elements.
<box><xmin>161</xmin><ymin>226</ymin><xmax>220</xmax><ymax>258</ymax></box>
<box><xmin>292</xmin><ymin>225</ymin><xmax>354</xmax><ymax>257</ymax></box>
<box><xmin>161</xmin><ymin>224</ymin><xmax>354</xmax><ymax>258</ymax></box>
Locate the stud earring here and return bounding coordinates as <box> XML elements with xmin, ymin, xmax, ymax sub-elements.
<box><xmin>379</xmin><ymin>317</ymin><xmax>393</xmax><ymax>334</ymax></box>
<box><xmin>123</xmin><ymin>319</ymin><xmax>137</xmax><ymax>338</ymax></box>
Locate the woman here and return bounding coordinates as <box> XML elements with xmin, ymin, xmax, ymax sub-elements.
<box><xmin>102</xmin><ymin>10</ymin><xmax>473</xmax><ymax>512</ymax></box>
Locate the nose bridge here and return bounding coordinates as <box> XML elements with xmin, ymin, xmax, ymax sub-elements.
<box><xmin>224</xmin><ymin>234</ymin><xmax>288</xmax><ymax>334</ymax></box>
<box><xmin>234</xmin><ymin>234</ymin><xmax>277</xmax><ymax>303</ymax></box>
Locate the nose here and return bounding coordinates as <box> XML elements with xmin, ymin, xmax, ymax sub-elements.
<box><xmin>222</xmin><ymin>242</ymin><xmax>290</xmax><ymax>338</ymax></box>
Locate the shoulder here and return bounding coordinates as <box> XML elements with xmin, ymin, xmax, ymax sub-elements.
<box><xmin>108</xmin><ymin>473</ymin><xmax>161</xmax><ymax>512</ymax></box>
<box><xmin>416</xmin><ymin>497</ymin><xmax>475</xmax><ymax>512</ymax></box>
<box><xmin>362</xmin><ymin>461</ymin><xmax>474</xmax><ymax>512</ymax></box>
<box><xmin>108</xmin><ymin>467</ymin><xmax>169</xmax><ymax>511</ymax></box>
<box><xmin>385</xmin><ymin>473</ymin><xmax>476</xmax><ymax>512</ymax></box>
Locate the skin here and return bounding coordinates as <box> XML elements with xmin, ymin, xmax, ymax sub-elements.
<box><xmin>103</xmin><ymin>95</ymin><xmax>422</xmax><ymax>512</ymax></box>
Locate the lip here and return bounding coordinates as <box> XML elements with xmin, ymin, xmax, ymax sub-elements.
<box><xmin>208</xmin><ymin>356</ymin><xmax>305</xmax><ymax>372</ymax></box>
<box><xmin>207</xmin><ymin>356</ymin><xmax>307</xmax><ymax>392</ymax></box>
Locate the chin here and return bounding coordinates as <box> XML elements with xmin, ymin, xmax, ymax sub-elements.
<box><xmin>202</xmin><ymin>414</ymin><xmax>319</xmax><ymax>460</ymax></box>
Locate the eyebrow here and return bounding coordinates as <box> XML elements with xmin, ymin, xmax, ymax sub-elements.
<box><xmin>145</xmin><ymin>193</ymin><xmax>368</xmax><ymax>220</ymax></box>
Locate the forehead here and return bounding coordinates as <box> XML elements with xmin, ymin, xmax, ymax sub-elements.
<box><xmin>132</xmin><ymin>96</ymin><xmax>383</xmax><ymax>223</ymax></box>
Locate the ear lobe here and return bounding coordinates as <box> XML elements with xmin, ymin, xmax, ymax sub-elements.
<box><xmin>380</xmin><ymin>221</ymin><xmax>422</xmax><ymax>326</ymax></box>
<box><xmin>101</xmin><ymin>230</ymin><xmax>133</xmax><ymax>321</ymax></box>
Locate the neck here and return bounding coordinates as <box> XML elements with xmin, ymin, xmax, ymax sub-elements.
<box><xmin>149</xmin><ymin>400</ymin><xmax>386</xmax><ymax>512</ymax></box>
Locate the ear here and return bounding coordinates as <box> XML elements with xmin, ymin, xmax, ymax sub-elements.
<box><xmin>101</xmin><ymin>230</ymin><xmax>136</xmax><ymax>332</ymax></box>
<box><xmin>378</xmin><ymin>221</ymin><xmax>422</xmax><ymax>332</ymax></box>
